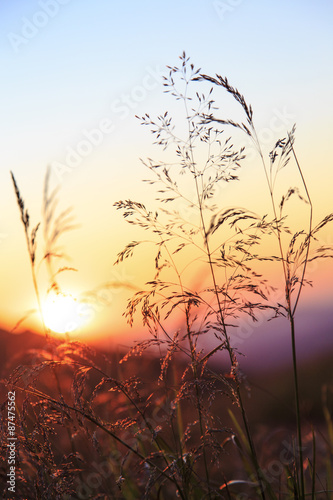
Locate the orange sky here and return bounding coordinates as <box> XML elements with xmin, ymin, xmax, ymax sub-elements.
<box><xmin>1</xmin><ymin>1</ymin><xmax>332</xmax><ymax>358</ymax></box>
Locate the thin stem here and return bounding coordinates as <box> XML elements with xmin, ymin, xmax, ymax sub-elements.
<box><xmin>14</xmin><ymin>384</ymin><xmax>187</xmax><ymax>500</ymax></box>
<box><xmin>181</xmin><ymin>111</ymin><xmax>267</xmax><ymax>497</ymax></box>
<box><xmin>288</xmin><ymin>134</ymin><xmax>313</xmax><ymax>316</ymax></box>
<box><xmin>183</xmin><ymin>81</ymin><xmax>213</xmax><ymax>500</ymax></box>
<box><xmin>182</xmin><ymin>87</ymin><xmax>268</xmax><ymax>499</ymax></box>
<box><xmin>195</xmin><ymin>174</ymin><xmax>267</xmax><ymax>498</ymax></box>
<box><xmin>253</xmin><ymin>130</ymin><xmax>305</xmax><ymax>498</ymax></box>
<box><xmin>290</xmin><ymin>315</ymin><xmax>305</xmax><ymax>497</ymax></box>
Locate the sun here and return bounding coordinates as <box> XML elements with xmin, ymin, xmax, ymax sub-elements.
<box><xmin>42</xmin><ymin>292</ymin><xmax>88</xmax><ymax>334</ymax></box>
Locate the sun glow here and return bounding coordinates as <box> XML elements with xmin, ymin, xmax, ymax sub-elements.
<box><xmin>43</xmin><ymin>292</ymin><xmax>89</xmax><ymax>334</ymax></box>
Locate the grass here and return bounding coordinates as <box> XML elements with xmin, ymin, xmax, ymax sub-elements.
<box><xmin>1</xmin><ymin>52</ymin><xmax>333</xmax><ymax>499</ymax></box>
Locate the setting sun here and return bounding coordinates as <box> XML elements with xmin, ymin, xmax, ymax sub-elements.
<box><xmin>42</xmin><ymin>292</ymin><xmax>88</xmax><ymax>334</ymax></box>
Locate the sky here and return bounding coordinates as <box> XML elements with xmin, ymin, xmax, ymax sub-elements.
<box><xmin>0</xmin><ymin>0</ymin><xmax>332</xmax><ymax>360</ymax></box>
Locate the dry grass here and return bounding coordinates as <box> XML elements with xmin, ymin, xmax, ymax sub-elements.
<box><xmin>1</xmin><ymin>53</ymin><xmax>333</xmax><ymax>499</ymax></box>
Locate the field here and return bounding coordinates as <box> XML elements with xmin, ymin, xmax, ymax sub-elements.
<box><xmin>1</xmin><ymin>328</ymin><xmax>332</xmax><ymax>499</ymax></box>
<box><xmin>1</xmin><ymin>54</ymin><xmax>333</xmax><ymax>499</ymax></box>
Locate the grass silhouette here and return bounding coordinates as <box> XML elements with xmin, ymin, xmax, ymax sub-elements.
<box><xmin>1</xmin><ymin>53</ymin><xmax>333</xmax><ymax>499</ymax></box>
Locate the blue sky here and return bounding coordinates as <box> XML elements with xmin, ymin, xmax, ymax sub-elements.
<box><xmin>1</xmin><ymin>1</ymin><xmax>332</xmax><ymax>178</ymax></box>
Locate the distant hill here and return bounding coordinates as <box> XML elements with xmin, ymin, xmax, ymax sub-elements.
<box><xmin>0</xmin><ymin>327</ymin><xmax>332</xmax><ymax>425</ymax></box>
<box><xmin>0</xmin><ymin>328</ymin><xmax>45</xmax><ymax>370</ymax></box>
<box><xmin>1</xmin><ymin>322</ymin><xmax>333</xmax><ymax>376</ymax></box>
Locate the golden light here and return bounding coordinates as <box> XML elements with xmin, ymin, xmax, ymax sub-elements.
<box><xmin>43</xmin><ymin>292</ymin><xmax>89</xmax><ymax>334</ymax></box>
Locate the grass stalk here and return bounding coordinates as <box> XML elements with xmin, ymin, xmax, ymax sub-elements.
<box><xmin>13</xmin><ymin>383</ymin><xmax>187</xmax><ymax>500</ymax></box>
<box><xmin>253</xmin><ymin>134</ymin><xmax>305</xmax><ymax>498</ymax></box>
<box><xmin>6</xmin><ymin>55</ymin><xmax>333</xmax><ymax>498</ymax></box>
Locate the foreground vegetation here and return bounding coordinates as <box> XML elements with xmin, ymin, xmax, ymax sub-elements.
<box><xmin>1</xmin><ymin>54</ymin><xmax>333</xmax><ymax>499</ymax></box>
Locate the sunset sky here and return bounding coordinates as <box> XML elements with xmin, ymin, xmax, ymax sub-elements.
<box><xmin>1</xmin><ymin>1</ymin><xmax>332</xmax><ymax>360</ymax></box>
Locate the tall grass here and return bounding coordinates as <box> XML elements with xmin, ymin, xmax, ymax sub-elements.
<box><xmin>199</xmin><ymin>66</ymin><xmax>333</xmax><ymax>498</ymax></box>
<box><xmin>1</xmin><ymin>53</ymin><xmax>333</xmax><ymax>499</ymax></box>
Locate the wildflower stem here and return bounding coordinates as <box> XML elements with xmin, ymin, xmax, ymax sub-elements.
<box><xmin>254</xmin><ymin>133</ymin><xmax>305</xmax><ymax>498</ymax></box>
<box><xmin>183</xmin><ymin>82</ymin><xmax>213</xmax><ymax>500</ymax></box>
<box><xmin>14</xmin><ymin>384</ymin><xmax>187</xmax><ymax>500</ymax></box>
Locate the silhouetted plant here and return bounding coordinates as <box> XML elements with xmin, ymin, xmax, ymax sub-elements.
<box><xmin>115</xmin><ymin>52</ymin><xmax>333</xmax><ymax>498</ymax></box>
<box><xmin>200</xmin><ymin>66</ymin><xmax>333</xmax><ymax>498</ymax></box>
<box><xmin>2</xmin><ymin>54</ymin><xmax>333</xmax><ymax>500</ymax></box>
